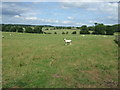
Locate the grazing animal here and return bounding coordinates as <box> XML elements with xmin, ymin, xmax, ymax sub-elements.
<box><xmin>10</xmin><ymin>34</ymin><xmax>11</xmax><ymax>36</ymax></box>
<box><xmin>64</xmin><ymin>38</ymin><xmax>72</xmax><ymax>45</ymax></box>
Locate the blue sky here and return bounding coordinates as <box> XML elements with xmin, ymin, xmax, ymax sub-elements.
<box><xmin>1</xmin><ymin>1</ymin><xmax>118</xmax><ymax>26</ymax></box>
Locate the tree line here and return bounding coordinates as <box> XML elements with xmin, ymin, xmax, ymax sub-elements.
<box><xmin>80</xmin><ymin>23</ymin><xmax>120</xmax><ymax>35</ymax></box>
<box><xmin>2</xmin><ymin>24</ymin><xmax>43</xmax><ymax>34</ymax></box>
<box><xmin>1</xmin><ymin>23</ymin><xmax>120</xmax><ymax>35</ymax></box>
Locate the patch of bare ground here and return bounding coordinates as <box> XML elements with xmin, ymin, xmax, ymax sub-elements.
<box><xmin>103</xmin><ymin>80</ymin><xmax>118</xmax><ymax>88</ymax></box>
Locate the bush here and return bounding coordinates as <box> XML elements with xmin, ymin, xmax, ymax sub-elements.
<box><xmin>72</xmin><ymin>31</ymin><xmax>76</xmax><ymax>34</ymax></box>
<box><xmin>54</xmin><ymin>32</ymin><xmax>57</xmax><ymax>34</ymax></box>
<box><xmin>80</xmin><ymin>25</ymin><xmax>90</xmax><ymax>34</ymax></box>
<box><xmin>34</xmin><ymin>26</ymin><xmax>43</xmax><ymax>34</ymax></box>
<box><xmin>25</xmin><ymin>27</ymin><xmax>33</xmax><ymax>33</ymax></box>
<box><xmin>106</xmin><ymin>26</ymin><xmax>115</xmax><ymax>35</ymax></box>
<box><xmin>17</xmin><ymin>27</ymin><xmax>24</xmax><ymax>33</ymax></box>
<box><xmin>93</xmin><ymin>23</ymin><xmax>106</xmax><ymax>35</ymax></box>
<box><xmin>43</xmin><ymin>32</ymin><xmax>46</xmax><ymax>34</ymax></box>
<box><xmin>80</xmin><ymin>30</ymin><xmax>90</xmax><ymax>34</ymax></box>
<box><xmin>66</xmin><ymin>32</ymin><xmax>68</xmax><ymax>34</ymax></box>
<box><xmin>62</xmin><ymin>32</ymin><xmax>65</xmax><ymax>34</ymax></box>
<box><xmin>10</xmin><ymin>27</ymin><xmax>16</xmax><ymax>32</ymax></box>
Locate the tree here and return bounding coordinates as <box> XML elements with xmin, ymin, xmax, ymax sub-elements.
<box><xmin>17</xmin><ymin>27</ymin><xmax>23</xmax><ymax>32</ymax></box>
<box><xmin>112</xmin><ymin>24</ymin><xmax>120</xmax><ymax>32</ymax></box>
<box><xmin>106</xmin><ymin>25</ymin><xmax>115</xmax><ymax>35</ymax></box>
<box><xmin>94</xmin><ymin>23</ymin><xmax>98</xmax><ymax>26</ymax></box>
<box><xmin>4</xmin><ymin>26</ymin><xmax>11</xmax><ymax>32</ymax></box>
<box><xmin>10</xmin><ymin>26</ymin><xmax>16</xmax><ymax>32</ymax></box>
<box><xmin>92</xmin><ymin>23</ymin><xmax>106</xmax><ymax>35</ymax></box>
<box><xmin>25</xmin><ymin>27</ymin><xmax>33</xmax><ymax>33</ymax></box>
<box><xmin>72</xmin><ymin>31</ymin><xmax>76</xmax><ymax>34</ymax></box>
<box><xmin>2</xmin><ymin>25</ymin><xmax>7</xmax><ymax>32</ymax></box>
<box><xmin>80</xmin><ymin>25</ymin><xmax>90</xmax><ymax>34</ymax></box>
<box><xmin>34</xmin><ymin>26</ymin><xmax>43</xmax><ymax>34</ymax></box>
<box><xmin>67</xmin><ymin>27</ymin><xmax>72</xmax><ymax>29</ymax></box>
<box><xmin>88</xmin><ymin>26</ymin><xmax>95</xmax><ymax>31</ymax></box>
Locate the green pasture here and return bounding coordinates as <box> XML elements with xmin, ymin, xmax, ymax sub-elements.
<box><xmin>43</xmin><ymin>29</ymin><xmax>80</xmax><ymax>34</ymax></box>
<box><xmin>2</xmin><ymin>32</ymin><xmax>118</xmax><ymax>88</ymax></box>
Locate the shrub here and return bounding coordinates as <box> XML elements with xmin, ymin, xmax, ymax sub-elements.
<box><xmin>106</xmin><ymin>26</ymin><xmax>115</xmax><ymax>35</ymax></box>
<box><xmin>72</xmin><ymin>31</ymin><xmax>76</xmax><ymax>34</ymax></box>
<box><xmin>62</xmin><ymin>32</ymin><xmax>65</xmax><ymax>34</ymax></box>
<box><xmin>43</xmin><ymin>32</ymin><xmax>46</xmax><ymax>34</ymax></box>
<box><xmin>17</xmin><ymin>27</ymin><xmax>24</xmax><ymax>33</ymax></box>
<box><xmin>34</xmin><ymin>26</ymin><xmax>43</xmax><ymax>34</ymax></box>
<box><xmin>80</xmin><ymin>25</ymin><xmax>90</xmax><ymax>34</ymax></box>
<box><xmin>66</xmin><ymin>32</ymin><xmax>68</xmax><ymax>34</ymax></box>
<box><xmin>93</xmin><ymin>23</ymin><xmax>106</xmax><ymax>35</ymax></box>
<box><xmin>25</xmin><ymin>27</ymin><xmax>33</xmax><ymax>33</ymax></box>
<box><xmin>80</xmin><ymin>30</ymin><xmax>90</xmax><ymax>34</ymax></box>
<box><xmin>54</xmin><ymin>32</ymin><xmax>57</xmax><ymax>34</ymax></box>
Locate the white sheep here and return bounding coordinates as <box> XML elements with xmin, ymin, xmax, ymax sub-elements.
<box><xmin>64</xmin><ymin>38</ymin><xmax>72</xmax><ymax>45</ymax></box>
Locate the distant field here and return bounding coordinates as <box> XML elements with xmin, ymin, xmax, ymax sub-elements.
<box><xmin>43</xmin><ymin>29</ymin><xmax>80</xmax><ymax>34</ymax></box>
<box><xmin>2</xmin><ymin>32</ymin><xmax>118</xmax><ymax>88</ymax></box>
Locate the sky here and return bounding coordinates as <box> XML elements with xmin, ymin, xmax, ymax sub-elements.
<box><xmin>1</xmin><ymin>1</ymin><xmax>119</xmax><ymax>26</ymax></box>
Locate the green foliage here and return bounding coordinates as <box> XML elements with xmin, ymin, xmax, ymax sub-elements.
<box><xmin>88</xmin><ymin>26</ymin><xmax>95</xmax><ymax>31</ymax></box>
<box><xmin>17</xmin><ymin>27</ymin><xmax>24</xmax><ymax>33</ymax></box>
<box><xmin>10</xmin><ymin>27</ymin><xmax>17</xmax><ymax>32</ymax></box>
<box><xmin>34</xmin><ymin>26</ymin><xmax>43</xmax><ymax>34</ymax></box>
<box><xmin>72</xmin><ymin>31</ymin><xmax>76</xmax><ymax>34</ymax></box>
<box><xmin>54</xmin><ymin>32</ymin><xmax>57</xmax><ymax>34</ymax></box>
<box><xmin>106</xmin><ymin>25</ymin><xmax>115</xmax><ymax>35</ymax></box>
<box><xmin>80</xmin><ymin>25</ymin><xmax>90</xmax><ymax>34</ymax></box>
<box><xmin>92</xmin><ymin>23</ymin><xmax>106</xmax><ymax>35</ymax></box>
<box><xmin>62</xmin><ymin>32</ymin><xmax>65</xmax><ymax>34</ymax></box>
<box><xmin>2</xmin><ymin>24</ymin><xmax>120</xmax><ymax>35</ymax></box>
<box><xmin>2</xmin><ymin>25</ymin><xmax>10</xmax><ymax>32</ymax></box>
<box><xmin>25</xmin><ymin>27</ymin><xmax>33</xmax><ymax>33</ymax></box>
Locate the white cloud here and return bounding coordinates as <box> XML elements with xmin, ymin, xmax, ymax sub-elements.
<box><xmin>89</xmin><ymin>20</ymin><xmax>98</xmax><ymax>23</ymax></box>
<box><xmin>14</xmin><ymin>15</ymin><xmax>20</xmax><ymax>18</ymax></box>
<box><xmin>59</xmin><ymin>0</ymin><xmax>119</xmax><ymax>2</ymax></box>
<box><xmin>61</xmin><ymin>2</ymin><xmax>118</xmax><ymax>22</ymax></box>
<box><xmin>61</xmin><ymin>2</ymin><xmax>118</xmax><ymax>12</ymax></box>
<box><xmin>67</xmin><ymin>16</ymin><xmax>74</xmax><ymax>19</ymax></box>
<box><xmin>25</xmin><ymin>17</ymin><xmax>37</xmax><ymax>20</ymax></box>
<box><xmin>2</xmin><ymin>2</ymin><xmax>118</xmax><ymax>26</ymax></box>
<box><xmin>62</xmin><ymin>21</ymin><xmax>72</xmax><ymax>24</ymax></box>
<box><xmin>2</xmin><ymin>0</ymin><xmax>119</xmax><ymax>2</ymax></box>
<box><xmin>107</xmin><ymin>16</ymin><xmax>118</xmax><ymax>21</ymax></box>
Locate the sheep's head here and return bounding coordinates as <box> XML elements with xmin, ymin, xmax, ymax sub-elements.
<box><xmin>64</xmin><ymin>39</ymin><xmax>66</xmax><ymax>41</ymax></box>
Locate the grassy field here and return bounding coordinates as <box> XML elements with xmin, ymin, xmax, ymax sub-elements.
<box><xmin>2</xmin><ymin>32</ymin><xmax>118</xmax><ymax>88</ymax></box>
<box><xmin>44</xmin><ymin>29</ymin><xmax>80</xmax><ymax>34</ymax></box>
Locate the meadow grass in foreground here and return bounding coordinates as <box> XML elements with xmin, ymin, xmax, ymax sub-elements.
<box><xmin>2</xmin><ymin>32</ymin><xmax>118</xmax><ymax>88</ymax></box>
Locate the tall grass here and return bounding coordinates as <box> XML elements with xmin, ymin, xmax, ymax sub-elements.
<box><xmin>2</xmin><ymin>32</ymin><xmax>118</xmax><ymax>88</ymax></box>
